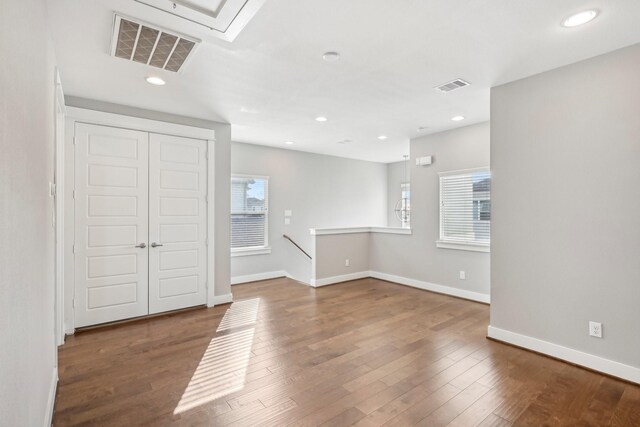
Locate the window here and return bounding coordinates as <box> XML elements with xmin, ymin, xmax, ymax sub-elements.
<box><xmin>437</xmin><ymin>168</ymin><xmax>491</xmax><ymax>252</ymax></box>
<box><xmin>231</xmin><ymin>175</ymin><xmax>270</xmax><ymax>256</ymax></box>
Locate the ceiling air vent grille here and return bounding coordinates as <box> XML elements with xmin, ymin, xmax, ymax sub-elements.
<box><xmin>435</xmin><ymin>79</ymin><xmax>470</xmax><ymax>93</ymax></box>
<box><xmin>111</xmin><ymin>15</ymin><xmax>199</xmax><ymax>73</ymax></box>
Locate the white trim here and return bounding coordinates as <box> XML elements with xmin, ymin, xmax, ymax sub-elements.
<box><xmin>54</xmin><ymin>70</ymin><xmax>66</xmax><ymax>347</ymax></box>
<box><xmin>206</xmin><ymin>139</ymin><xmax>216</xmax><ymax>308</ymax></box>
<box><xmin>65</xmin><ymin>107</ymin><xmax>216</xmax><ymax>140</ymax></box>
<box><xmin>231</xmin><ymin>246</ymin><xmax>272</xmax><ymax>257</ymax></box>
<box><xmin>310</xmin><ymin>227</ymin><xmax>412</xmax><ymax>236</ymax></box>
<box><xmin>487</xmin><ymin>326</ymin><xmax>640</xmax><ymax>385</ymax></box>
<box><xmin>436</xmin><ymin>240</ymin><xmax>490</xmax><ymax>253</ymax></box>
<box><xmin>438</xmin><ymin>166</ymin><xmax>489</xmax><ymax>177</ymax></box>
<box><xmin>231</xmin><ymin>270</ymin><xmax>286</xmax><ymax>285</ymax></box>
<box><xmin>209</xmin><ymin>293</ymin><xmax>233</xmax><ymax>306</ymax></box>
<box><xmin>44</xmin><ymin>367</ymin><xmax>58</xmax><ymax>427</ymax></box>
<box><xmin>311</xmin><ymin>271</ymin><xmax>370</xmax><ymax>287</ymax></box>
<box><xmin>369</xmin><ymin>271</ymin><xmax>490</xmax><ymax>304</ymax></box>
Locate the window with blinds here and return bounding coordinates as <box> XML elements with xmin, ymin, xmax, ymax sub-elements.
<box><xmin>231</xmin><ymin>176</ymin><xmax>268</xmax><ymax>250</ymax></box>
<box><xmin>438</xmin><ymin>168</ymin><xmax>491</xmax><ymax>250</ymax></box>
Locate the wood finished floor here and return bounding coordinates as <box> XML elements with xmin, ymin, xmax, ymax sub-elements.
<box><xmin>53</xmin><ymin>278</ymin><xmax>640</xmax><ymax>426</ymax></box>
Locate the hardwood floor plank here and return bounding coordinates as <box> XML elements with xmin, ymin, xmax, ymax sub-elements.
<box><xmin>52</xmin><ymin>278</ymin><xmax>640</xmax><ymax>426</ymax></box>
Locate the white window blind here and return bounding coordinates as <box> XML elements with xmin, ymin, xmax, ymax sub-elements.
<box><xmin>231</xmin><ymin>176</ymin><xmax>268</xmax><ymax>249</ymax></box>
<box><xmin>439</xmin><ymin>168</ymin><xmax>491</xmax><ymax>247</ymax></box>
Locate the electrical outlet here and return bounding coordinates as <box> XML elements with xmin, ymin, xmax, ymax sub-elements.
<box><xmin>284</xmin><ymin>218</ymin><xmax>291</xmax><ymax>225</ymax></box>
<box><xmin>589</xmin><ymin>321</ymin><xmax>602</xmax><ymax>338</ymax></box>
<box><xmin>345</xmin><ymin>259</ymin><xmax>350</xmax><ymax>267</ymax></box>
<box><xmin>459</xmin><ymin>271</ymin><xmax>466</xmax><ymax>280</ymax></box>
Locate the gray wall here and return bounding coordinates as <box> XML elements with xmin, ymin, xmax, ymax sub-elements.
<box><xmin>0</xmin><ymin>0</ymin><xmax>58</xmax><ymax>424</ymax></box>
<box><xmin>314</xmin><ymin>233</ymin><xmax>371</xmax><ymax>280</ymax></box>
<box><xmin>370</xmin><ymin>122</ymin><xmax>491</xmax><ymax>297</ymax></box>
<box><xmin>387</xmin><ymin>160</ymin><xmax>407</xmax><ymax>227</ymax></box>
<box><xmin>231</xmin><ymin>142</ymin><xmax>388</xmax><ymax>281</ymax></box>
<box><xmin>490</xmin><ymin>44</ymin><xmax>640</xmax><ymax>369</ymax></box>
<box><xmin>64</xmin><ymin>97</ymin><xmax>233</xmax><ymax>300</ymax></box>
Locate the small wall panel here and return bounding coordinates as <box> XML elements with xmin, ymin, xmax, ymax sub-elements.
<box><xmin>160</xmin><ymin>197</ymin><xmax>198</xmax><ymax>216</ymax></box>
<box><xmin>88</xmin><ymin>195</ymin><xmax>137</xmax><ymax>217</ymax></box>
<box><xmin>87</xmin><ymin>282</ymin><xmax>137</xmax><ymax>309</ymax></box>
<box><xmin>89</xmin><ymin>135</ymin><xmax>138</xmax><ymax>159</ymax></box>
<box><xmin>160</xmin><ymin>250</ymin><xmax>198</xmax><ymax>271</ymax></box>
<box><xmin>89</xmin><ymin>164</ymin><xmax>138</xmax><ymax>188</ymax></box>
<box><xmin>88</xmin><ymin>225</ymin><xmax>137</xmax><ymax>247</ymax></box>
<box><xmin>160</xmin><ymin>170</ymin><xmax>198</xmax><ymax>190</ymax></box>
<box><xmin>160</xmin><ymin>143</ymin><xmax>199</xmax><ymax>164</ymax></box>
<box><xmin>159</xmin><ymin>275</ymin><xmax>198</xmax><ymax>298</ymax></box>
<box><xmin>88</xmin><ymin>254</ymin><xmax>137</xmax><ymax>278</ymax></box>
<box><xmin>160</xmin><ymin>224</ymin><xmax>199</xmax><ymax>243</ymax></box>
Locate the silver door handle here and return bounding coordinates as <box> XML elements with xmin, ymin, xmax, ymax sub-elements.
<box><xmin>135</xmin><ymin>243</ymin><xmax>147</xmax><ymax>248</ymax></box>
<box><xmin>151</xmin><ymin>242</ymin><xmax>163</xmax><ymax>248</ymax></box>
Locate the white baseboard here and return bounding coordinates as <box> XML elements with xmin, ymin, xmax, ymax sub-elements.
<box><xmin>311</xmin><ymin>271</ymin><xmax>370</xmax><ymax>287</ymax></box>
<box><xmin>45</xmin><ymin>367</ymin><xmax>58</xmax><ymax>427</ymax></box>
<box><xmin>369</xmin><ymin>271</ymin><xmax>490</xmax><ymax>304</ymax></box>
<box><xmin>209</xmin><ymin>293</ymin><xmax>233</xmax><ymax>307</ymax></box>
<box><xmin>231</xmin><ymin>270</ymin><xmax>287</xmax><ymax>285</ymax></box>
<box><xmin>488</xmin><ymin>326</ymin><xmax>640</xmax><ymax>385</ymax></box>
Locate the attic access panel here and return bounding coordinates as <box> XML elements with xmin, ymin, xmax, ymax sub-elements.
<box><xmin>134</xmin><ymin>0</ymin><xmax>265</xmax><ymax>42</ymax></box>
<box><xmin>111</xmin><ymin>14</ymin><xmax>199</xmax><ymax>73</ymax></box>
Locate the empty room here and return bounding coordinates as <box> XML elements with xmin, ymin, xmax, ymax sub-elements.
<box><xmin>2</xmin><ymin>1</ymin><xmax>640</xmax><ymax>426</ymax></box>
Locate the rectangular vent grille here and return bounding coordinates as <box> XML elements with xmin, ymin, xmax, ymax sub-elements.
<box><xmin>435</xmin><ymin>79</ymin><xmax>470</xmax><ymax>93</ymax></box>
<box><xmin>112</xmin><ymin>15</ymin><xmax>198</xmax><ymax>73</ymax></box>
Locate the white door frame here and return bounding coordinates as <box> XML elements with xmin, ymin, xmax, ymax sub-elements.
<box><xmin>54</xmin><ymin>70</ymin><xmax>66</xmax><ymax>346</ymax></box>
<box><xmin>62</xmin><ymin>107</ymin><xmax>216</xmax><ymax>333</ymax></box>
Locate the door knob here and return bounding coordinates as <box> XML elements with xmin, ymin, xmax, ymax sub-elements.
<box><xmin>135</xmin><ymin>243</ymin><xmax>147</xmax><ymax>248</ymax></box>
<box><xmin>151</xmin><ymin>242</ymin><xmax>163</xmax><ymax>248</ymax></box>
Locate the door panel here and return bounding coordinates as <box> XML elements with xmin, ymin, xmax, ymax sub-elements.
<box><xmin>74</xmin><ymin>124</ymin><xmax>149</xmax><ymax>327</ymax></box>
<box><xmin>148</xmin><ymin>133</ymin><xmax>207</xmax><ymax>314</ymax></box>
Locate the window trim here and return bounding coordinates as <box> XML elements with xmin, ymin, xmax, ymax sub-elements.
<box><xmin>438</xmin><ymin>167</ymin><xmax>491</xmax><ymax>253</ymax></box>
<box><xmin>231</xmin><ymin>174</ymin><xmax>269</xmax><ymax>255</ymax></box>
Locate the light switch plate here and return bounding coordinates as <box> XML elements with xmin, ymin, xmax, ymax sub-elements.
<box><xmin>284</xmin><ymin>218</ymin><xmax>291</xmax><ymax>225</ymax></box>
<box><xmin>284</xmin><ymin>210</ymin><xmax>292</xmax><ymax>217</ymax></box>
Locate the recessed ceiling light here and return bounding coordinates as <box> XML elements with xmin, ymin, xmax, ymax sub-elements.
<box><xmin>562</xmin><ymin>10</ymin><xmax>598</xmax><ymax>27</ymax></box>
<box><xmin>315</xmin><ymin>116</ymin><xmax>328</xmax><ymax>122</ymax></box>
<box><xmin>377</xmin><ymin>135</ymin><xmax>388</xmax><ymax>140</ymax></box>
<box><xmin>322</xmin><ymin>52</ymin><xmax>340</xmax><ymax>62</ymax></box>
<box><xmin>451</xmin><ymin>116</ymin><xmax>465</xmax><ymax>122</ymax></box>
<box><xmin>285</xmin><ymin>141</ymin><xmax>294</xmax><ymax>145</ymax></box>
<box><xmin>146</xmin><ymin>76</ymin><xmax>166</xmax><ymax>86</ymax></box>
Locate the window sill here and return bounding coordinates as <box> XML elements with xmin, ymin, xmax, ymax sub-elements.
<box><xmin>231</xmin><ymin>247</ymin><xmax>272</xmax><ymax>257</ymax></box>
<box><xmin>436</xmin><ymin>240</ymin><xmax>490</xmax><ymax>253</ymax></box>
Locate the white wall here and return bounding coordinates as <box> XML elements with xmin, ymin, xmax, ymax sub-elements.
<box><xmin>370</xmin><ymin>122</ymin><xmax>491</xmax><ymax>299</ymax></box>
<box><xmin>490</xmin><ymin>44</ymin><xmax>640</xmax><ymax>380</ymax></box>
<box><xmin>231</xmin><ymin>142</ymin><xmax>388</xmax><ymax>282</ymax></box>
<box><xmin>0</xmin><ymin>0</ymin><xmax>58</xmax><ymax>424</ymax></box>
<box><xmin>386</xmin><ymin>160</ymin><xmax>407</xmax><ymax>228</ymax></box>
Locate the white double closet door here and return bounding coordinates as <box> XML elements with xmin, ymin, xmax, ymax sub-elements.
<box><xmin>74</xmin><ymin>123</ymin><xmax>208</xmax><ymax>327</ymax></box>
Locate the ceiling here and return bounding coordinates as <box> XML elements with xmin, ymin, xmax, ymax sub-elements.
<box><xmin>47</xmin><ymin>0</ymin><xmax>640</xmax><ymax>163</ymax></box>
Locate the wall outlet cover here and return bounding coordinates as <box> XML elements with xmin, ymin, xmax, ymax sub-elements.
<box><xmin>589</xmin><ymin>321</ymin><xmax>602</xmax><ymax>338</ymax></box>
<box><xmin>459</xmin><ymin>271</ymin><xmax>466</xmax><ymax>280</ymax></box>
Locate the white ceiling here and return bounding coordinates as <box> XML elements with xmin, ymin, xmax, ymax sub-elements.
<box><xmin>47</xmin><ymin>0</ymin><xmax>640</xmax><ymax>163</ymax></box>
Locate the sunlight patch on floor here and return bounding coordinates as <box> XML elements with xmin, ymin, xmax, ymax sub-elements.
<box><xmin>173</xmin><ymin>298</ymin><xmax>260</xmax><ymax>414</ymax></box>
<box><xmin>216</xmin><ymin>298</ymin><xmax>261</xmax><ymax>332</ymax></box>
